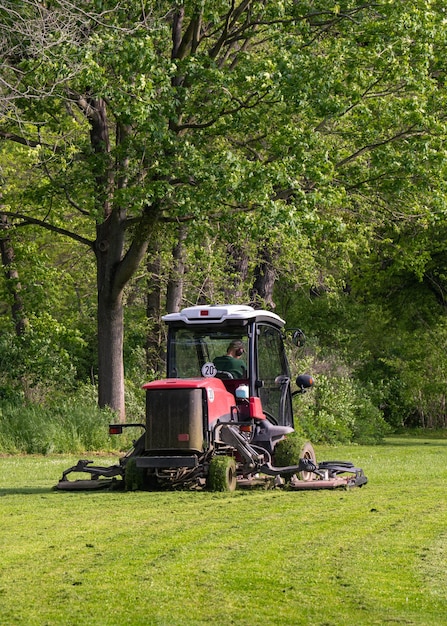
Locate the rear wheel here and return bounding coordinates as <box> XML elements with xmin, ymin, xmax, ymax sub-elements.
<box><xmin>124</xmin><ymin>458</ymin><xmax>145</xmax><ymax>491</ymax></box>
<box><xmin>274</xmin><ymin>434</ymin><xmax>317</xmax><ymax>482</ymax></box>
<box><xmin>297</xmin><ymin>441</ymin><xmax>317</xmax><ymax>481</ymax></box>
<box><xmin>207</xmin><ymin>456</ymin><xmax>237</xmax><ymax>492</ymax></box>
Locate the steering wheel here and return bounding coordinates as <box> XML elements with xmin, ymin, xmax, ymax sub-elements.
<box><xmin>215</xmin><ymin>371</ymin><xmax>234</xmax><ymax>380</ymax></box>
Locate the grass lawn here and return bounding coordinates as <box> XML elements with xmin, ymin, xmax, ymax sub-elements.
<box><xmin>1</xmin><ymin>437</ymin><xmax>447</xmax><ymax>625</ymax></box>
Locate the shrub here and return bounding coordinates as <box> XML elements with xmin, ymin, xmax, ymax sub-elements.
<box><xmin>0</xmin><ymin>389</ymin><xmax>134</xmax><ymax>454</ymax></box>
<box><xmin>294</xmin><ymin>374</ymin><xmax>389</xmax><ymax>444</ymax></box>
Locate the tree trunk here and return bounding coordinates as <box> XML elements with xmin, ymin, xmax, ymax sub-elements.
<box><xmin>97</xmin><ymin>285</ymin><xmax>125</xmax><ymax>420</ymax></box>
<box><xmin>0</xmin><ymin>213</ymin><xmax>28</xmax><ymax>335</ymax></box>
<box><xmin>146</xmin><ymin>242</ymin><xmax>164</xmax><ymax>377</ymax></box>
<box><xmin>250</xmin><ymin>246</ymin><xmax>277</xmax><ymax>309</ymax></box>
<box><xmin>94</xmin><ymin>199</ymin><xmax>126</xmax><ymax>419</ymax></box>
<box><xmin>166</xmin><ymin>224</ymin><xmax>187</xmax><ymax>313</ymax></box>
<box><xmin>95</xmin><ymin>217</ymin><xmax>154</xmax><ymax>421</ymax></box>
<box><xmin>224</xmin><ymin>243</ymin><xmax>249</xmax><ymax>302</ymax></box>
<box><xmin>85</xmin><ymin>96</ymin><xmax>128</xmax><ymax>420</ymax></box>
<box><xmin>86</xmin><ymin>99</ymin><xmax>149</xmax><ymax>421</ymax></box>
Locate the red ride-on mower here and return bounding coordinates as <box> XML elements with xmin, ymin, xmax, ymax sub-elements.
<box><xmin>57</xmin><ymin>305</ymin><xmax>367</xmax><ymax>492</ymax></box>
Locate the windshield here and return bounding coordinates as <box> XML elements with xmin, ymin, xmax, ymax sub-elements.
<box><xmin>167</xmin><ymin>327</ymin><xmax>248</xmax><ymax>379</ymax></box>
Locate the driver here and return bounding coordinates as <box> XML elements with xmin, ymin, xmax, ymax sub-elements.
<box><xmin>213</xmin><ymin>340</ymin><xmax>247</xmax><ymax>379</ymax></box>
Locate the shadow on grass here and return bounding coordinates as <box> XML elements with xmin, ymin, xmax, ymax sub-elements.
<box><xmin>0</xmin><ymin>486</ymin><xmax>56</xmax><ymax>496</ymax></box>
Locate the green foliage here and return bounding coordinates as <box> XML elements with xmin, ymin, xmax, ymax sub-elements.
<box><xmin>282</xmin><ymin>283</ymin><xmax>447</xmax><ymax>435</ymax></box>
<box><xmin>0</xmin><ymin>317</ymin><xmax>87</xmax><ymax>397</ymax></box>
<box><xmin>295</xmin><ymin>373</ymin><xmax>390</xmax><ymax>445</ymax></box>
<box><xmin>285</xmin><ymin>300</ymin><xmax>389</xmax><ymax>444</ymax></box>
<box><xmin>0</xmin><ymin>391</ymin><xmax>126</xmax><ymax>454</ymax></box>
<box><xmin>2</xmin><ymin>0</ymin><xmax>447</xmax><ymax>436</ymax></box>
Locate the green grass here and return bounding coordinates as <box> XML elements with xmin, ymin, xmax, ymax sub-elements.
<box><xmin>1</xmin><ymin>437</ymin><xmax>447</xmax><ymax>625</ymax></box>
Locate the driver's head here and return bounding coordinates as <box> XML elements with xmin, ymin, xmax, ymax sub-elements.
<box><xmin>227</xmin><ymin>340</ymin><xmax>245</xmax><ymax>358</ymax></box>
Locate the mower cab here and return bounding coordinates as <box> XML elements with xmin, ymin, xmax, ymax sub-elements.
<box><xmin>57</xmin><ymin>305</ymin><xmax>367</xmax><ymax>491</ymax></box>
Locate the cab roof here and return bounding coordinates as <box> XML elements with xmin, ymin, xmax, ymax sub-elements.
<box><xmin>162</xmin><ymin>304</ymin><xmax>285</xmax><ymax>328</ymax></box>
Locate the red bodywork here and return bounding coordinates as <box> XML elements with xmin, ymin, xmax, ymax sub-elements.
<box><xmin>142</xmin><ymin>378</ymin><xmax>235</xmax><ymax>426</ymax></box>
<box><xmin>142</xmin><ymin>377</ymin><xmax>266</xmax><ymax>425</ymax></box>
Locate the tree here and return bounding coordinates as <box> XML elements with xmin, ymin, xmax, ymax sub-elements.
<box><xmin>2</xmin><ymin>1</ymin><xmax>320</xmax><ymax>418</ymax></box>
<box><xmin>2</xmin><ymin>0</ymin><xmax>447</xmax><ymax>422</ymax></box>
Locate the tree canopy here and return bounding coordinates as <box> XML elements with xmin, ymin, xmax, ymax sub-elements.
<box><xmin>2</xmin><ymin>0</ymin><xmax>447</xmax><ymax>430</ymax></box>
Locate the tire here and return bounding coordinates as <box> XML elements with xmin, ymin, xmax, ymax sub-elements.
<box><xmin>124</xmin><ymin>458</ymin><xmax>145</xmax><ymax>491</ymax></box>
<box><xmin>297</xmin><ymin>441</ymin><xmax>317</xmax><ymax>482</ymax></box>
<box><xmin>207</xmin><ymin>456</ymin><xmax>237</xmax><ymax>492</ymax></box>
<box><xmin>274</xmin><ymin>434</ymin><xmax>317</xmax><ymax>482</ymax></box>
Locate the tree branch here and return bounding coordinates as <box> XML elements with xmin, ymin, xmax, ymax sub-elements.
<box><xmin>1</xmin><ymin>210</ymin><xmax>94</xmax><ymax>248</ymax></box>
<box><xmin>0</xmin><ymin>130</ymin><xmax>49</xmax><ymax>149</ymax></box>
<box><xmin>172</xmin><ymin>88</ymin><xmax>279</xmax><ymax>132</ymax></box>
<box><xmin>336</xmin><ymin>125</ymin><xmax>429</xmax><ymax>169</ymax></box>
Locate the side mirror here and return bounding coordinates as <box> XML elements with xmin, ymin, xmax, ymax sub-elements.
<box><xmin>292</xmin><ymin>329</ymin><xmax>306</xmax><ymax>347</ymax></box>
<box><xmin>295</xmin><ymin>374</ymin><xmax>314</xmax><ymax>394</ymax></box>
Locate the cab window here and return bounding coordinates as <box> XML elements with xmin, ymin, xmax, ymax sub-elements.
<box><xmin>257</xmin><ymin>324</ymin><xmax>292</xmax><ymax>426</ymax></box>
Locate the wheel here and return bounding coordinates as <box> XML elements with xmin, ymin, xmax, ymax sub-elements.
<box><xmin>273</xmin><ymin>434</ymin><xmax>317</xmax><ymax>482</ymax></box>
<box><xmin>124</xmin><ymin>458</ymin><xmax>145</xmax><ymax>491</ymax></box>
<box><xmin>207</xmin><ymin>456</ymin><xmax>237</xmax><ymax>492</ymax></box>
<box><xmin>297</xmin><ymin>441</ymin><xmax>317</xmax><ymax>482</ymax></box>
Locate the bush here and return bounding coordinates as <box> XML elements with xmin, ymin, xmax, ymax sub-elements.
<box><xmin>0</xmin><ymin>319</ymin><xmax>85</xmax><ymax>403</ymax></box>
<box><xmin>294</xmin><ymin>374</ymin><xmax>389</xmax><ymax>445</ymax></box>
<box><xmin>0</xmin><ymin>389</ymin><xmax>135</xmax><ymax>454</ymax></box>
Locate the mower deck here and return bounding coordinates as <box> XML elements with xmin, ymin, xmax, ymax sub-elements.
<box><xmin>55</xmin><ymin>459</ymin><xmax>367</xmax><ymax>491</ymax></box>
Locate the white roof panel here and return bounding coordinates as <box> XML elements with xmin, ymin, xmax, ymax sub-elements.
<box><xmin>162</xmin><ymin>304</ymin><xmax>285</xmax><ymax>327</ymax></box>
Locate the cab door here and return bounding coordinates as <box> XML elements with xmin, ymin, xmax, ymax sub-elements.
<box><xmin>255</xmin><ymin>324</ymin><xmax>293</xmax><ymax>426</ymax></box>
